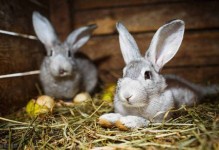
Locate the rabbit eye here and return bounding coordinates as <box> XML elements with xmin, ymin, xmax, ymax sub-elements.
<box><xmin>144</xmin><ymin>71</ymin><xmax>151</xmax><ymax>80</ymax></box>
<box><xmin>67</xmin><ymin>50</ymin><xmax>71</xmax><ymax>57</ymax></box>
<box><xmin>49</xmin><ymin>50</ymin><xmax>53</xmax><ymax>56</ymax></box>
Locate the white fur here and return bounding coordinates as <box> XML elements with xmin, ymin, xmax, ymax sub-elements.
<box><xmin>146</xmin><ymin>20</ymin><xmax>185</xmax><ymax>70</ymax></box>
<box><xmin>114</xmin><ymin>90</ymin><xmax>174</xmax><ymax>122</ymax></box>
<box><xmin>117</xmin><ymin>22</ymin><xmax>141</xmax><ymax>64</ymax></box>
<box><xmin>99</xmin><ymin>113</ymin><xmax>122</xmax><ymax>124</ymax></box>
<box><xmin>66</xmin><ymin>25</ymin><xmax>96</xmax><ymax>52</ymax></box>
<box><xmin>32</xmin><ymin>11</ymin><xmax>59</xmax><ymax>47</ymax></box>
<box><xmin>113</xmin><ymin>20</ymin><xmax>185</xmax><ymax>125</ymax></box>
<box><xmin>119</xmin><ymin>116</ymin><xmax>149</xmax><ymax>129</ymax></box>
<box><xmin>171</xmin><ymin>88</ymin><xmax>197</xmax><ymax>107</ymax></box>
<box><xmin>99</xmin><ymin>20</ymin><xmax>218</xmax><ymax>129</ymax></box>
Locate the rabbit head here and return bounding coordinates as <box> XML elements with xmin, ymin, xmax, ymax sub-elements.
<box><xmin>116</xmin><ymin>20</ymin><xmax>185</xmax><ymax>107</ymax></box>
<box><xmin>32</xmin><ymin>11</ymin><xmax>96</xmax><ymax>77</ymax></box>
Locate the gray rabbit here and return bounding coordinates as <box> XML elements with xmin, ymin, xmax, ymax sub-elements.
<box><xmin>32</xmin><ymin>11</ymin><xmax>97</xmax><ymax>99</ymax></box>
<box><xmin>99</xmin><ymin>20</ymin><xmax>219</xmax><ymax>129</ymax></box>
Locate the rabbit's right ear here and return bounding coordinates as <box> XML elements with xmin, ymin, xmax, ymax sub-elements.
<box><xmin>116</xmin><ymin>22</ymin><xmax>141</xmax><ymax>64</ymax></box>
<box><xmin>65</xmin><ymin>24</ymin><xmax>97</xmax><ymax>53</ymax></box>
<box><xmin>145</xmin><ymin>20</ymin><xmax>185</xmax><ymax>71</ymax></box>
<box><xmin>32</xmin><ymin>11</ymin><xmax>59</xmax><ymax>47</ymax></box>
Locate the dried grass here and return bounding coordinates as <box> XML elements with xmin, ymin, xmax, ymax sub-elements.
<box><xmin>0</xmin><ymin>94</ymin><xmax>219</xmax><ymax>150</ymax></box>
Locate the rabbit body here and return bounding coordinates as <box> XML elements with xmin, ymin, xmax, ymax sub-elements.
<box><xmin>99</xmin><ymin>20</ymin><xmax>218</xmax><ymax>129</ymax></box>
<box><xmin>32</xmin><ymin>12</ymin><xmax>97</xmax><ymax>99</ymax></box>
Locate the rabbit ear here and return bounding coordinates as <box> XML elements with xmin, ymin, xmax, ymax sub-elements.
<box><xmin>32</xmin><ymin>11</ymin><xmax>59</xmax><ymax>47</ymax></box>
<box><xmin>65</xmin><ymin>24</ymin><xmax>97</xmax><ymax>53</ymax></box>
<box><xmin>116</xmin><ymin>22</ymin><xmax>141</xmax><ymax>64</ymax></box>
<box><xmin>145</xmin><ymin>20</ymin><xmax>185</xmax><ymax>71</ymax></box>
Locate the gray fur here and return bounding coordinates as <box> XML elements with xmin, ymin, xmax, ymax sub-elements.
<box><xmin>146</xmin><ymin>20</ymin><xmax>185</xmax><ymax>70</ymax></box>
<box><xmin>116</xmin><ymin>22</ymin><xmax>141</xmax><ymax>64</ymax></box>
<box><xmin>100</xmin><ymin>20</ymin><xmax>218</xmax><ymax>129</ymax></box>
<box><xmin>32</xmin><ymin>11</ymin><xmax>97</xmax><ymax>99</ymax></box>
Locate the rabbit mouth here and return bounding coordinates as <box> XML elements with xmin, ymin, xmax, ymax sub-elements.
<box><xmin>122</xmin><ymin>100</ymin><xmax>147</xmax><ymax>107</ymax></box>
<box><xmin>59</xmin><ymin>73</ymin><xmax>70</xmax><ymax>77</ymax></box>
<box><xmin>52</xmin><ymin>70</ymin><xmax>74</xmax><ymax>78</ymax></box>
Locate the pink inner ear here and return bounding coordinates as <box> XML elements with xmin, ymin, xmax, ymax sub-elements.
<box><xmin>154</xmin><ymin>38</ymin><xmax>165</xmax><ymax>66</ymax></box>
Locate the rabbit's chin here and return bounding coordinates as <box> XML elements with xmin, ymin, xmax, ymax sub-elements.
<box><xmin>58</xmin><ymin>72</ymin><xmax>72</xmax><ymax>77</ymax></box>
<box><xmin>121</xmin><ymin>101</ymin><xmax>148</xmax><ymax>108</ymax></box>
<box><xmin>52</xmin><ymin>72</ymin><xmax>75</xmax><ymax>78</ymax></box>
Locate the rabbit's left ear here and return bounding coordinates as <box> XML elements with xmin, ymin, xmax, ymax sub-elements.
<box><xmin>145</xmin><ymin>20</ymin><xmax>185</xmax><ymax>71</ymax></box>
<box><xmin>65</xmin><ymin>24</ymin><xmax>97</xmax><ymax>53</ymax></box>
<box><xmin>32</xmin><ymin>11</ymin><xmax>59</xmax><ymax>48</ymax></box>
<box><xmin>116</xmin><ymin>22</ymin><xmax>141</xmax><ymax>64</ymax></box>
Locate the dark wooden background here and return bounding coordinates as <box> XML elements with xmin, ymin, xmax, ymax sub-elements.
<box><xmin>0</xmin><ymin>0</ymin><xmax>48</xmax><ymax>115</ymax></box>
<box><xmin>72</xmin><ymin>0</ymin><xmax>219</xmax><ymax>83</ymax></box>
<box><xmin>0</xmin><ymin>0</ymin><xmax>219</xmax><ymax>115</ymax></box>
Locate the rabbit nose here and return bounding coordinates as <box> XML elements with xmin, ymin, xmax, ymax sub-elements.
<box><xmin>59</xmin><ymin>69</ymin><xmax>66</xmax><ymax>75</ymax></box>
<box><xmin>125</xmin><ymin>95</ymin><xmax>132</xmax><ymax>102</ymax></box>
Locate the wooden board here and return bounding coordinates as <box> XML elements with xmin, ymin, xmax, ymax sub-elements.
<box><xmin>0</xmin><ymin>34</ymin><xmax>45</xmax><ymax>115</ymax></box>
<box><xmin>80</xmin><ymin>31</ymin><xmax>219</xmax><ymax>70</ymax></box>
<box><xmin>98</xmin><ymin>66</ymin><xmax>219</xmax><ymax>84</ymax></box>
<box><xmin>162</xmin><ymin>66</ymin><xmax>219</xmax><ymax>84</ymax></box>
<box><xmin>0</xmin><ymin>75</ymin><xmax>40</xmax><ymax>116</ymax></box>
<box><xmin>49</xmin><ymin>0</ymin><xmax>72</xmax><ymax>41</ymax></box>
<box><xmin>0</xmin><ymin>0</ymin><xmax>50</xmax><ymax>115</ymax></box>
<box><xmin>73</xmin><ymin>0</ymin><xmax>181</xmax><ymax>10</ymax></box>
<box><xmin>73</xmin><ymin>1</ymin><xmax>219</xmax><ymax>35</ymax></box>
<box><xmin>0</xmin><ymin>34</ymin><xmax>45</xmax><ymax>75</ymax></box>
<box><xmin>0</xmin><ymin>0</ymin><xmax>49</xmax><ymax>35</ymax></box>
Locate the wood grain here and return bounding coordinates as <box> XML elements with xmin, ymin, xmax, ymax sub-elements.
<box><xmin>0</xmin><ymin>0</ymin><xmax>49</xmax><ymax>35</ymax></box>
<box><xmin>49</xmin><ymin>0</ymin><xmax>72</xmax><ymax>41</ymax></box>
<box><xmin>73</xmin><ymin>0</ymin><xmax>181</xmax><ymax>10</ymax></box>
<box><xmin>0</xmin><ymin>75</ymin><xmax>40</xmax><ymax>116</ymax></box>
<box><xmin>98</xmin><ymin>66</ymin><xmax>219</xmax><ymax>84</ymax></box>
<box><xmin>0</xmin><ymin>0</ymin><xmax>49</xmax><ymax>115</ymax></box>
<box><xmin>0</xmin><ymin>34</ymin><xmax>45</xmax><ymax>75</ymax></box>
<box><xmin>162</xmin><ymin>66</ymin><xmax>219</xmax><ymax>84</ymax></box>
<box><xmin>0</xmin><ymin>34</ymin><xmax>44</xmax><ymax>115</ymax></box>
<box><xmin>73</xmin><ymin>1</ymin><xmax>219</xmax><ymax>35</ymax></box>
<box><xmin>80</xmin><ymin>31</ymin><xmax>219</xmax><ymax>69</ymax></box>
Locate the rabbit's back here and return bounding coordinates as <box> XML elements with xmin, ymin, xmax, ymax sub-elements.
<box><xmin>75</xmin><ymin>53</ymin><xmax>97</xmax><ymax>93</ymax></box>
<box><xmin>165</xmin><ymin>74</ymin><xmax>199</xmax><ymax>107</ymax></box>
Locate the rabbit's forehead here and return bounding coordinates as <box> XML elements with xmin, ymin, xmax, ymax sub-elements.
<box><xmin>52</xmin><ymin>44</ymin><xmax>68</xmax><ymax>51</ymax></box>
<box><xmin>124</xmin><ymin>60</ymin><xmax>152</xmax><ymax>79</ymax></box>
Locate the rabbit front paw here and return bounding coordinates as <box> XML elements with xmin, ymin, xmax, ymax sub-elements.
<box><xmin>98</xmin><ymin>113</ymin><xmax>122</xmax><ymax>128</ymax></box>
<box><xmin>115</xmin><ymin>116</ymin><xmax>150</xmax><ymax>130</ymax></box>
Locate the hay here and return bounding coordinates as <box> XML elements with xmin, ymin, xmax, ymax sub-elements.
<box><xmin>0</xmin><ymin>95</ymin><xmax>219</xmax><ymax>150</ymax></box>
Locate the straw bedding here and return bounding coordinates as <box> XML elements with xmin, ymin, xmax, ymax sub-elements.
<box><xmin>0</xmin><ymin>93</ymin><xmax>219</xmax><ymax>150</ymax></box>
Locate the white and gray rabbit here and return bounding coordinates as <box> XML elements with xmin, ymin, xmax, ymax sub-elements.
<box><xmin>32</xmin><ymin>11</ymin><xmax>97</xmax><ymax>99</ymax></box>
<box><xmin>99</xmin><ymin>20</ymin><xmax>219</xmax><ymax>129</ymax></box>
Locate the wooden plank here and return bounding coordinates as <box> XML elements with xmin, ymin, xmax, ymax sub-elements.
<box><xmin>0</xmin><ymin>0</ymin><xmax>49</xmax><ymax>35</ymax></box>
<box><xmin>73</xmin><ymin>0</ymin><xmax>181</xmax><ymax>10</ymax></box>
<box><xmin>0</xmin><ymin>34</ymin><xmax>45</xmax><ymax>75</ymax></box>
<box><xmin>0</xmin><ymin>34</ymin><xmax>44</xmax><ymax>115</ymax></box>
<box><xmin>162</xmin><ymin>66</ymin><xmax>219</xmax><ymax>84</ymax></box>
<box><xmin>73</xmin><ymin>1</ymin><xmax>219</xmax><ymax>35</ymax></box>
<box><xmin>98</xmin><ymin>66</ymin><xmax>219</xmax><ymax>84</ymax></box>
<box><xmin>0</xmin><ymin>75</ymin><xmax>40</xmax><ymax>116</ymax></box>
<box><xmin>0</xmin><ymin>1</ymin><xmax>48</xmax><ymax>115</ymax></box>
<box><xmin>49</xmin><ymin>0</ymin><xmax>72</xmax><ymax>41</ymax></box>
<box><xmin>80</xmin><ymin>31</ymin><xmax>219</xmax><ymax>71</ymax></box>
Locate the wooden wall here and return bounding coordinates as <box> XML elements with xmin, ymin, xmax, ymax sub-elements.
<box><xmin>0</xmin><ymin>0</ymin><xmax>219</xmax><ymax>115</ymax></box>
<box><xmin>71</xmin><ymin>0</ymin><xmax>219</xmax><ymax>84</ymax></box>
<box><xmin>0</xmin><ymin>0</ymin><xmax>49</xmax><ymax>115</ymax></box>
